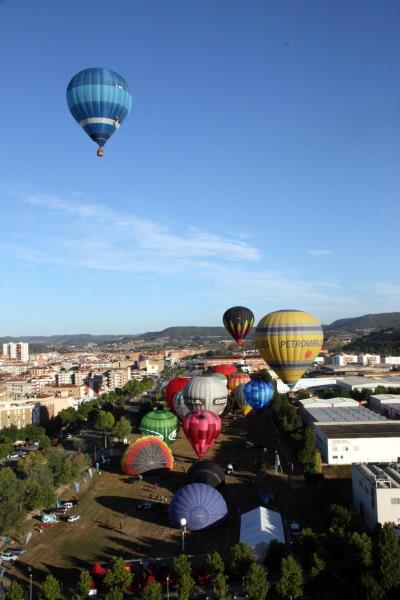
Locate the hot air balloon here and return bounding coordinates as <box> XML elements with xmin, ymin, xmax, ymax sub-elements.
<box><xmin>165</xmin><ymin>377</ymin><xmax>191</xmax><ymax>411</ymax></box>
<box><xmin>182</xmin><ymin>377</ymin><xmax>227</xmax><ymax>416</ymax></box>
<box><xmin>183</xmin><ymin>410</ymin><xmax>221</xmax><ymax>459</ymax></box>
<box><xmin>212</xmin><ymin>364</ymin><xmax>237</xmax><ymax>378</ymax></box>
<box><xmin>234</xmin><ymin>383</ymin><xmax>253</xmax><ymax>416</ymax></box>
<box><xmin>140</xmin><ymin>409</ymin><xmax>179</xmax><ymax>446</ymax></box>
<box><xmin>186</xmin><ymin>460</ymin><xmax>225</xmax><ymax>488</ymax></box>
<box><xmin>121</xmin><ymin>436</ymin><xmax>173</xmax><ymax>476</ymax></box>
<box><xmin>169</xmin><ymin>483</ymin><xmax>227</xmax><ymax>530</ymax></box>
<box><xmin>173</xmin><ymin>390</ymin><xmax>191</xmax><ymax>421</ymax></box>
<box><xmin>66</xmin><ymin>68</ymin><xmax>132</xmax><ymax>156</ymax></box>
<box><xmin>243</xmin><ymin>380</ymin><xmax>274</xmax><ymax>412</ymax></box>
<box><xmin>227</xmin><ymin>372</ymin><xmax>250</xmax><ymax>393</ymax></box>
<box><xmin>255</xmin><ymin>309</ymin><xmax>323</xmax><ymax>387</ymax></box>
<box><xmin>223</xmin><ymin>306</ymin><xmax>254</xmax><ymax>345</ymax></box>
<box><xmin>211</xmin><ymin>372</ymin><xmax>228</xmax><ymax>382</ymax></box>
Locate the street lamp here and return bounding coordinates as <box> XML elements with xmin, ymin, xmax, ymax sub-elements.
<box><xmin>166</xmin><ymin>576</ymin><xmax>170</xmax><ymax>600</ymax></box>
<box><xmin>180</xmin><ymin>517</ymin><xmax>187</xmax><ymax>553</ymax></box>
<box><xmin>28</xmin><ymin>567</ymin><xmax>32</xmax><ymax>600</ymax></box>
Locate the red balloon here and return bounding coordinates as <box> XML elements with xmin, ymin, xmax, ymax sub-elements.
<box><xmin>183</xmin><ymin>410</ymin><xmax>221</xmax><ymax>460</ymax></box>
<box><xmin>165</xmin><ymin>377</ymin><xmax>191</xmax><ymax>410</ymax></box>
<box><xmin>212</xmin><ymin>364</ymin><xmax>237</xmax><ymax>377</ymax></box>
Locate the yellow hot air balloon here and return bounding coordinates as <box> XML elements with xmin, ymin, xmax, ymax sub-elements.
<box><xmin>255</xmin><ymin>309</ymin><xmax>323</xmax><ymax>387</ymax></box>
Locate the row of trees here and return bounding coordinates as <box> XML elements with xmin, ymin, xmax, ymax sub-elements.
<box><xmin>0</xmin><ymin>445</ymin><xmax>90</xmax><ymax>534</ymax></box>
<box><xmin>0</xmin><ymin>424</ymin><xmax>50</xmax><ymax>461</ymax></box>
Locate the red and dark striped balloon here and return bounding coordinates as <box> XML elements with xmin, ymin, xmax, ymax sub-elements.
<box><xmin>223</xmin><ymin>306</ymin><xmax>254</xmax><ymax>345</ymax></box>
<box><xmin>183</xmin><ymin>410</ymin><xmax>221</xmax><ymax>460</ymax></box>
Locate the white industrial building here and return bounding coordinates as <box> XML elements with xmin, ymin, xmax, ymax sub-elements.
<box><xmin>300</xmin><ymin>397</ymin><xmax>360</xmax><ymax>410</ymax></box>
<box><xmin>369</xmin><ymin>394</ymin><xmax>400</xmax><ymax>419</ymax></box>
<box><xmin>352</xmin><ymin>463</ymin><xmax>400</xmax><ymax>529</ymax></box>
<box><xmin>240</xmin><ymin>507</ymin><xmax>285</xmax><ymax>562</ymax></box>
<box><xmin>300</xmin><ymin>403</ymin><xmax>386</xmax><ymax>427</ymax></box>
<box><xmin>337</xmin><ymin>377</ymin><xmax>400</xmax><ymax>392</ymax></box>
<box><xmin>314</xmin><ymin>422</ymin><xmax>400</xmax><ymax>465</ymax></box>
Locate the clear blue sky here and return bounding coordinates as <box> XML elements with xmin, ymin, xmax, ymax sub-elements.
<box><xmin>1</xmin><ymin>0</ymin><xmax>400</xmax><ymax>335</ymax></box>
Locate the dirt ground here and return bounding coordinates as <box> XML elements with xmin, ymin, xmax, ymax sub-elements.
<box><xmin>8</xmin><ymin>410</ymin><xmax>352</xmax><ymax>596</ymax></box>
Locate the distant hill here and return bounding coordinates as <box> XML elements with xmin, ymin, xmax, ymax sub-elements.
<box><xmin>345</xmin><ymin>328</ymin><xmax>400</xmax><ymax>355</ymax></box>
<box><xmin>324</xmin><ymin>313</ymin><xmax>400</xmax><ymax>332</ymax></box>
<box><xmin>4</xmin><ymin>313</ymin><xmax>400</xmax><ymax>349</ymax></box>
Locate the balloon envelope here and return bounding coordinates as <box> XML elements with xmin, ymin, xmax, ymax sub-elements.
<box><xmin>243</xmin><ymin>380</ymin><xmax>274</xmax><ymax>412</ymax></box>
<box><xmin>255</xmin><ymin>309</ymin><xmax>323</xmax><ymax>387</ymax></box>
<box><xmin>165</xmin><ymin>377</ymin><xmax>191</xmax><ymax>411</ymax></box>
<box><xmin>183</xmin><ymin>410</ymin><xmax>221</xmax><ymax>459</ymax></box>
<box><xmin>227</xmin><ymin>372</ymin><xmax>250</xmax><ymax>393</ymax></box>
<box><xmin>186</xmin><ymin>460</ymin><xmax>225</xmax><ymax>488</ymax></box>
<box><xmin>66</xmin><ymin>67</ymin><xmax>132</xmax><ymax>152</ymax></box>
<box><xmin>183</xmin><ymin>377</ymin><xmax>227</xmax><ymax>416</ymax></box>
<box><xmin>212</xmin><ymin>364</ymin><xmax>237</xmax><ymax>378</ymax></box>
<box><xmin>169</xmin><ymin>483</ymin><xmax>227</xmax><ymax>530</ymax></box>
<box><xmin>234</xmin><ymin>383</ymin><xmax>253</xmax><ymax>416</ymax></box>
<box><xmin>173</xmin><ymin>390</ymin><xmax>191</xmax><ymax>420</ymax></box>
<box><xmin>223</xmin><ymin>306</ymin><xmax>254</xmax><ymax>345</ymax></box>
<box><xmin>140</xmin><ymin>409</ymin><xmax>179</xmax><ymax>446</ymax></box>
<box><xmin>121</xmin><ymin>436</ymin><xmax>173</xmax><ymax>476</ymax></box>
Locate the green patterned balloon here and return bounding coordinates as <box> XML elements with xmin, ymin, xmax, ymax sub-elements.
<box><xmin>140</xmin><ymin>409</ymin><xmax>179</xmax><ymax>446</ymax></box>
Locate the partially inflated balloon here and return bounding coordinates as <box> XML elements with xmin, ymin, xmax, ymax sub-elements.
<box><xmin>255</xmin><ymin>309</ymin><xmax>323</xmax><ymax>387</ymax></box>
<box><xmin>212</xmin><ymin>364</ymin><xmax>237</xmax><ymax>377</ymax></box>
<box><xmin>66</xmin><ymin>68</ymin><xmax>132</xmax><ymax>156</ymax></box>
<box><xmin>183</xmin><ymin>410</ymin><xmax>221</xmax><ymax>459</ymax></box>
<box><xmin>227</xmin><ymin>372</ymin><xmax>250</xmax><ymax>393</ymax></box>
<box><xmin>139</xmin><ymin>409</ymin><xmax>179</xmax><ymax>446</ymax></box>
<box><xmin>243</xmin><ymin>380</ymin><xmax>274</xmax><ymax>411</ymax></box>
<box><xmin>169</xmin><ymin>483</ymin><xmax>227</xmax><ymax>530</ymax></box>
<box><xmin>165</xmin><ymin>377</ymin><xmax>191</xmax><ymax>411</ymax></box>
<box><xmin>183</xmin><ymin>377</ymin><xmax>227</xmax><ymax>416</ymax></box>
<box><xmin>234</xmin><ymin>383</ymin><xmax>253</xmax><ymax>416</ymax></box>
<box><xmin>173</xmin><ymin>390</ymin><xmax>190</xmax><ymax>420</ymax></box>
<box><xmin>121</xmin><ymin>436</ymin><xmax>173</xmax><ymax>476</ymax></box>
<box><xmin>223</xmin><ymin>306</ymin><xmax>254</xmax><ymax>345</ymax></box>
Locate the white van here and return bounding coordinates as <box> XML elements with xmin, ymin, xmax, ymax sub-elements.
<box><xmin>62</xmin><ymin>502</ymin><xmax>73</xmax><ymax>510</ymax></box>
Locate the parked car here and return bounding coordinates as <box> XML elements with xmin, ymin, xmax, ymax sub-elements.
<box><xmin>62</xmin><ymin>502</ymin><xmax>73</xmax><ymax>510</ymax></box>
<box><xmin>7</xmin><ymin>548</ymin><xmax>27</xmax><ymax>556</ymax></box>
<box><xmin>1</xmin><ymin>553</ymin><xmax>18</xmax><ymax>561</ymax></box>
<box><xmin>7</xmin><ymin>454</ymin><xmax>19</xmax><ymax>460</ymax></box>
<box><xmin>137</xmin><ymin>503</ymin><xmax>152</xmax><ymax>510</ymax></box>
<box><xmin>66</xmin><ymin>434</ymin><xmax>72</xmax><ymax>440</ymax></box>
<box><xmin>67</xmin><ymin>515</ymin><xmax>80</xmax><ymax>523</ymax></box>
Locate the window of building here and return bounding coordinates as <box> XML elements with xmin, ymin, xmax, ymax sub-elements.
<box><xmin>332</xmin><ymin>455</ymin><xmax>338</xmax><ymax>459</ymax></box>
<box><xmin>391</xmin><ymin>498</ymin><xmax>400</xmax><ymax>504</ymax></box>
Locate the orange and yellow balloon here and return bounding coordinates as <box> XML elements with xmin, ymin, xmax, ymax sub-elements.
<box><xmin>255</xmin><ymin>309</ymin><xmax>323</xmax><ymax>387</ymax></box>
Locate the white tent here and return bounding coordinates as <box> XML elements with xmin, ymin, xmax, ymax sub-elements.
<box><xmin>240</xmin><ymin>506</ymin><xmax>285</xmax><ymax>561</ymax></box>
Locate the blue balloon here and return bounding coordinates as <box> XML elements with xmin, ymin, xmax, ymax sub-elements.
<box><xmin>66</xmin><ymin>68</ymin><xmax>132</xmax><ymax>155</ymax></box>
<box><xmin>243</xmin><ymin>380</ymin><xmax>274</xmax><ymax>411</ymax></box>
<box><xmin>169</xmin><ymin>483</ymin><xmax>227</xmax><ymax>531</ymax></box>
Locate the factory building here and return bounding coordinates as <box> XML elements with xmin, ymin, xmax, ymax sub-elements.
<box><xmin>352</xmin><ymin>463</ymin><xmax>400</xmax><ymax>530</ymax></box>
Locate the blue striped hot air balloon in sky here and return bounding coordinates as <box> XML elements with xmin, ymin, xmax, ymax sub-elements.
<box><xmin>66</xmin><ymin>68</ymin><xmax>132</xmax><ymax>156</ymax></box>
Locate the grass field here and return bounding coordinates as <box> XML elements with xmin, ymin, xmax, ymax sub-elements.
<box><xmin>6</xmin><ymin>410</ymin><xmax>352</xmax><ymax>597</ymax></box>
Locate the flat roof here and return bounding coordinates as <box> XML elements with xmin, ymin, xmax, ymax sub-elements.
<box><xmin>317</xmin><ymin>422</ymin><xmax>400</xmax><ymax>438</ymax></box>
<box><xmin>304</xmin><ymin>406</ymin><xmax>386</xmax><ymax>423</ymax></box>
<box><xmin>371</xmin><ymin>394</ymin><xmax>400</xmax><ymax>403</ymax></box>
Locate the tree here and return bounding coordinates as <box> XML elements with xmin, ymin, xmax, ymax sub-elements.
<box><xmin>5</xmin><ymin>581</ymin><xmax>24</xmax><ymax>600</ymax></box>
<box><xmin>77</xmin><ymin>571</ymin><xmax>93</xmax><ymax>597</ymax></box>
<box><xmin>214</xmin><ymin>572</ymin><xmax>231</xmax><ymax>600</ymax></box>
<box><xmin>309</xmin><ymin>553</ymin><xmax>325</xmax><ymax>579</ymax></box>
<box><xmin>375</xmin><ymin>523</ymin><xmax>400</xmax><ymax>592</ymax></box>
<box><xmin>173</xmin><ymin>554</ymin><xmax>192</xmax><ymax>580</ymax></box>
<box><xmin>244</xmin><ymin>563</ymin><xmax>269</xmax><ymax>600</ymax></box>
<box><xmin>104</xmin><ymin>590</ymin><xmax>123</xmax><ymax>600</ymax></box>
<box><xmin>0</xmin><ymin>467</ymin><xmax>25</xmax><ymax>534</ymax></box>
<box><xmin>104</xmin><ymin>557</ymin><xmax>132</xmax><ymax>593</ymax></box>
<box><xmin>39</xmin><ymin>575</ymin><xmax>61</xmax><ymax>600</ymax></box>
<box><xmin>95</xmin><ymin>411</ymin><xmax>115</xmax><ymax>432</ymax></box>
<box><xmin>228</xmin><ymin>543</ymin><xmax>256</xmax><ymax>578</ymax></box>
<box><xmin>348</xmin><ymin>531</ymin><xmax>372</xmax><ymax>570</ymax></box>
<box><xmin>357</xmin><ymin>572</ymin><xmax>385</xmax><ymax>600</ymax></box>
<box><xmin>276</xmin><ymin>556</ymin><xmax>303</xmax><ymax>600</ymax></box>
<box><xmin>207</xmin><ymin>550</ymin><xmax>225</xmax><ymax>581</ymax></box>
<box><xmin>264</xmin><ymin>540</ymin><xmax>288</xmax><ymax>574</ymax></box>
<box><xmin>112</xmin><ymin>416</ymin><xmax>132</xmax><ymax>441</ymax></box>
<box><xmin>297</xmin><ymin>425</ymin><xmax>316</xmax><ymax>467</ymax></box>
<box><xmin>175</xmin><ymin>573</ymin><xmax>195</xmax><ymax>600</ymax></box>
<box><xmin>142</xmin><ymin>581</ymin><xmax>163</xmax><ymax>600</ymax></box>
<box><xmin>309</xmin><ymin>450</ymin><xmax>322</xmax><ymax>474</ymax></box>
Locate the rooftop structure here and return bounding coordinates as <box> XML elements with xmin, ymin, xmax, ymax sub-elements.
<box><xmin>352</xmin><ymin>463</ymin><xmax>400</xmax><ymax>529</ymax></box>
<box><xmin>301</xmin><ymin>405</ymin><xmax>386</xmax><ymax>426</ymax></box>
